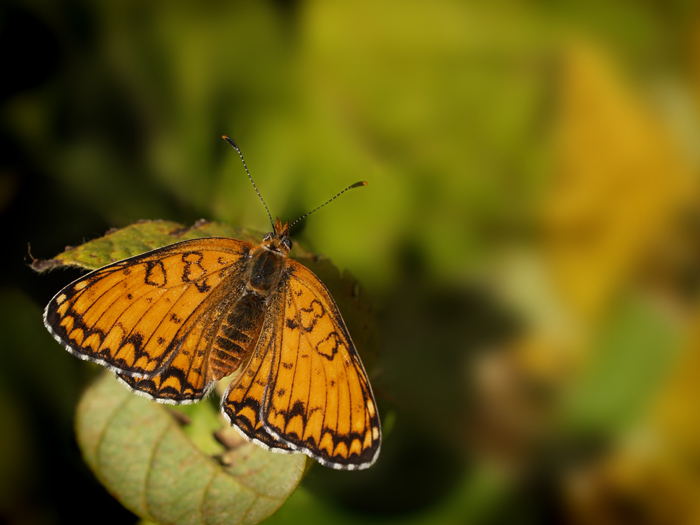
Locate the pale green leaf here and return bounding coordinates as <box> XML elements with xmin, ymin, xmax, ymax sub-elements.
<box><xmin>76</xmin><ymin>373</ymin><xmax>306</xmax><ymax>525</ymax></box>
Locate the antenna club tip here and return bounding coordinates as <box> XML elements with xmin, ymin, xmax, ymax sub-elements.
<box><xmin>222</xmin><ymin>135</ymin><xmax>238</xmax><ymax>148</ymax></box>
<box><xmin>352</xmin><ymin>181</ymin><xmax>368</xmax><ymax>188</ymax></box>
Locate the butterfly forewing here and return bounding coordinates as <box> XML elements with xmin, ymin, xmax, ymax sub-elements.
<box><xmin>259</xmin><ymin>261</ymin><xmax>381</xmax><ymax>469</ymax></box>
<box><xmin>44</xmin><ymin>238</ymin><xmax>251</xmax><ymax>395</ymax></box>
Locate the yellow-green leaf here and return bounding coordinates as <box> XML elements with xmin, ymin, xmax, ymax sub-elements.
<box><xmin>32</xmin><ymin>220</ymin><xmax>264</xmax><ymax>271</ymax></box>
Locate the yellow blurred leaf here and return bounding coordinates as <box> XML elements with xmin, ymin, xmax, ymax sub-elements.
<box><xmin>650</xmin><ymin>311</ymin><xmax>700</xmax><ymax>515</ymax></box>
<box><xmin>544</xmin><ymin>42</ymin><xmax>695</xmax><ymax>322</ymax></box>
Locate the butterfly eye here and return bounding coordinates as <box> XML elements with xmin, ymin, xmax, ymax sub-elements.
<box><xmin>282</xmin><ymin>238</ymin><xmax>292</xmax><ymax>251</ymax></box>
<box><xmin>263</xmin><ymin>233</ymin><xmax>272</xmax><ymax>242</ymax></box>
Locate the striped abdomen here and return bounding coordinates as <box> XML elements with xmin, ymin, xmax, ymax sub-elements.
<box><xmin>209</xmin><ymin>293</ymin><xmax>266</xmax><ymax>380</ymax></box>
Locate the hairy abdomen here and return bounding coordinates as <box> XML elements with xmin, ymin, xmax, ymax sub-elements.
<box><xmin>209</xmin><ymin>293</ymin><xmax>266</xmax><ymax>380</ymax></box>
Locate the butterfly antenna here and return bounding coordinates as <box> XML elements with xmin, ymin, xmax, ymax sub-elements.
<box><xmin>289</xmin><ymin>181</ymin><xmax>367</xmax><ymax>230</ymax></box>
<box><xmin>222</xmin><ymin>135</ymin><xmax>274</xmax><ymax>229</ymax></box>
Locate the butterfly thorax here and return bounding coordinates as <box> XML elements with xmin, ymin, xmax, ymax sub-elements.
<box><xmin>247</xmin><ymin>245</ymin><xmax>287</xmax><ymax>294</ymax></box>
<box><xmin>207</xmin><ymin>220</ymin><xmax>291</xmax><ymax>381</ymax></box>
<box><xmin>245</xmin><ymin>217</ymin><xmax>293</xmax><ymax>295</ymax></box>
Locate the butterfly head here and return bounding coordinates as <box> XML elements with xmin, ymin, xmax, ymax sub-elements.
<box><xmin>262</xmin><ymin>217</ymin><xmax>292</xmax><ymax>255</ymax></box>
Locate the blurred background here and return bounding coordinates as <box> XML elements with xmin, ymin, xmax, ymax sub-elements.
<box><xmin>3</xmin><ymin>0</ymin><xmax>700</xmax><ymax>523</ymax></box>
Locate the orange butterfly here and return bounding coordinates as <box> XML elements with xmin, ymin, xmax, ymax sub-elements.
<box><xmin>43</xmin><ymin>136</ymin><xmax>381</xmax><ymax>470</ymax></box>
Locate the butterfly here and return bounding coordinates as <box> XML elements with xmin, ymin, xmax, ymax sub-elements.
<box><xmin>43</xmin><ymin>136</ymin><xmax>381</xmax><ymax>470</ymax></box>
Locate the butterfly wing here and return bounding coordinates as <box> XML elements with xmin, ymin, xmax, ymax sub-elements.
<box><xmin>239</xmin><ymin>260</ymin><xmax>381</xmax><ymax>469</ymax></box>
<box><xmin>115</xmin><ymin>297</ymin><xmax>229</xmax><ymax>403</ymax></box>
<box><xmin>220</xmin><ymin>293</ymin><xmax>293</xmax><ymax>453</ymax></box>
<box><xmin>44</xmin><ymin>237</ymin><xmax>251</xmax><ymax>402</ymax></box>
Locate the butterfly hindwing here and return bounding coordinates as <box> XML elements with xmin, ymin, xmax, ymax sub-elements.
<box><xmin>261</xmin><ymin>260</ymin><xmax>381</xmax><ymax>469</ymax></box>
<box><xmin>116</xmin><ymin>299</ymin><xmax>226</xmax><ymax>403</ymax></box>
<box><xmin>221</xmin><ymin>294</ymin><xmax>293</xmax><ymax>453</ymax></box>
<box><xmin>44</xmin><ymin>237</ymin><xmax>251</xmax><ymax>400</ymax></box>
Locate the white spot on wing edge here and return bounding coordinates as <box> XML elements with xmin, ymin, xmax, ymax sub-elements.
<box><xmin>263</xmin><ymin>423</ymin><xmax>381</xmax><ymax>471</ymax></box>
<box><xmin>43</xmin><ymin>297</ymin><xmax>172</xmax><ymax>380</ymax></box>
<box><xmin>44</xmin><ymin>303</ymin><xmax>133</xmax><ymax>375</ymax></box>
<box><xmin>219</xmin><ymin>404</ymin><xmax>295</xmax><ymax>455</ymax></box>
<box><xmin>44</xmin><ymin>298</ymin><xmax>212</xmax><ymax>406</ymax></box>
<box><xmin>115</xmin><ymin>375</ymin><xmax>211</xmax><ymax>405</ymax></box>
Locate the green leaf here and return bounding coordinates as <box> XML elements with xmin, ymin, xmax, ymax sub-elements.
<box><xmin>562</xmin><ymin>296</ymin><xmax>680</xmax><ymax>435</ymax></box>
<box><xmin>32</xmin><ymin>220</ymin><xmax>264</xmax><ymax>271</ymax></box>
<box><xmin>76</xmin><ymin>372</ymin><xmax>306</xmax><ymax>525</ymax></box>
<box><xmin>31</xmin><ymin>219</ymin><xmax>321</xmax><ymax>271</ymax></box>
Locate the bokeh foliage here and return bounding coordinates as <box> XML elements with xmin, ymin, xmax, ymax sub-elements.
<box><xmin>4</xmin><ymin>0</ymin><xmax>700</xmax><ymax>524</ymax></box>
